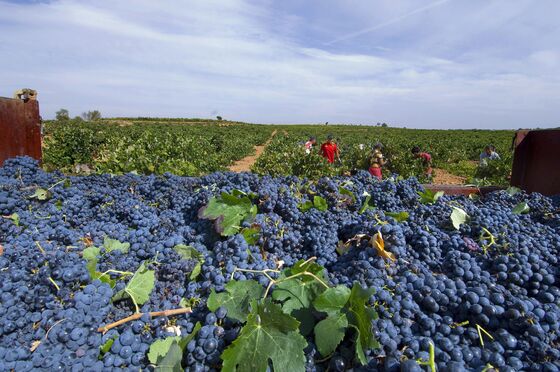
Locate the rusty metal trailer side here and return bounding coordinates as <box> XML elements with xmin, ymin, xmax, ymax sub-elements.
<box><xmin>0</xmin><ymin>97</ymin><xmax>42</xmax><ymax>166</ymax></box>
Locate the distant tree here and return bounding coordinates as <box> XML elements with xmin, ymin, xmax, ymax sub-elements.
<box><xmin>382</xmin><ymin>123</ymin><xmax>388</xmax><ymax>127</ymax></box>
<box><xmin>81</xmin><ymin>110</ymin><xmax>102</xmax><ymax>121</ymax></box>
<box><xmin>55</xmin><ymin>108</ymin><xmax>69</xmax><ymax>121</ymax></box>
<box><xmin>216</xmin><ymin>116</ymin><xmax>222</xmax><ymax>121</ymax></box>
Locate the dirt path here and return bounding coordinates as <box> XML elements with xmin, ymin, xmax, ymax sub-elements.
<box><xmin>229</xmin><ymin>130</ymin><xmax>277</xmax><ymax>172</ymax></box>
<box><xmin>432</xmin><ymin>168</ymin><xmax>466</xmax><ymax>185</ymax></box>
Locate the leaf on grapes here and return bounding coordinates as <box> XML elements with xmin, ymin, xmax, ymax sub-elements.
<box><xmin>313</xmin><ymin>195</ymin><xmax>328</xmax><ymax>212</ymax></box>
<box><xmin>99</xmin><ymin>335</ymin><xmax>118</xmax><ymax>357</ymax></box>
<box><xmin>297</xmin><ymin>200</ymin><xmax>313</xmax><ymax>212</ymax></box>
<box><xmin>346</xmin><ymin>282</ymin><xmax>378</xmax><ymax>365</ymax></box>
<box><xmin>450</xmin><ymin>207</ymin><xmax>469</xmax><ymax>230</ymax></box>
<box><xmin>148</xmin><ymin>336</ymin><xmax>181</xmax><ymax>364</ymax></box>
<box><xmin>512</xmin><ymin>202</ymin><xmax>530</xmax><ymax>215</ymax></box>
<box><xmin>112</xmin><ymin>262</ymin><xmax>155</xmax><ymax>310</ymax></box>
<box><xmin>359</xmin><ymin>195</ymin><xmax>375</xmax><ymax>214</ymax></box>
<box><xmin>338</xmin><ymin>186</ymin><xmax>356</xmax><ymax>203</ymax></box>
<box><xmin>178</xmin><ymin>322</ymin><xmax>201</xmax><ymax>350</ymax></box>
<box><xmin>198</xmin><ymin>192</ymin><xmax>255</xmax><ymax>236</ymax></box>
<box><xmin>82</xmin><ymin>246</ymin><xmax>100</xmax><ymax>262</ymax></box>
<box><xmin>3</xmin><ymin>213</ymin><xmax>20</xmax><ymax>226</ymax></box>
<box><xmin>55</xmin><ymin>200</ymin><xmax>63</xmax><ymax>210</ymax></box>
<box><xmin>29</xmin><ymin>188</ymin><xmax>50</xmax><ymax>201</ymax></box>
<box><xmin>154</xmin><ymin>341</ymin><xmax>182</xmax><ymax>372</ymax></box>
<box><xmin>221</xmin><ymin>300</ymin><xmax>307</xmax><ymax>372</ymax></box>
<box><xmin>292</xmin><ymin>308</ymin><xmax>315</xmax><ymax>336</ymax></box>
<box><xmin>506</xmin><ymin>186</ymin><xmax>521</xmax><ymax>196</ymax></box>
<box><xmin>313</xmin><ymin>286</ymin><xmax>351</xmax><ymax>316</ymax></box>
<box><xmin>103</xmin><ymin>237</ymin><xmax>130</xmax><ymax>254</ymax></box>
<box><xmin>314</xmin><ymin>312</ymin><xmax>348</xmax><ymax>357</ymax></box>
<box><xmin>385</xmin><ymin>211</ymin><xmax>409</xmax><ymax>222</ymax></box>
<box><xmin>207</xmin><ymin>280</ymin><xmax>264</xmax><ymax>322</ymax></box>
<box><xmin>418</xmin><ymin>189</ymin><xmax>443</xmax><ymax>205</ymax></box>
<box><xmin>172</xmin><ymin>244</ymin><xmax>204</xmax><ymax>281</ymax></box>
<box><xmin>370</xmin><ymin>232</ymin><xmax>395</xmax><ymax>261</ymax></box>
<box><xmin>241</xmin><ymin>225</ymin><xmax>261</xmax><ymax>245</ymax></box>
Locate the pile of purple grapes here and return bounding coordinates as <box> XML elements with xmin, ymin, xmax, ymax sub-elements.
<box><xmin>0</xmin><ymin>157</ymin><xmax>558</xmax><ymax>371</ymax></box>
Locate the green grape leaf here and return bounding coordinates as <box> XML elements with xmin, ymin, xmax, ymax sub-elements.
<box><xmin>148</xmin><ymin>337</ymin><xmax>181</xmax><ymax>364</ymax></box>
<box><xmin>221</xmin><ymin>300</ymin><xmax>307</xmax><ymax>372</ymax></box>
<box><xmin>273</xmin><ymin>259</ymin><xmax>328</xmax><ymax>314</ymax></box>
<box><xmin>99</xmin><ymin>335</ymin><xmax>118</xmax><ymax>358</ymax></box>
<box><xmin>512</xmin><ymin>202</ymin><xmax>530</xmax><ymax>215</ymax></box>
<box><xmin>3</xmin><ymin>213</ymin><xmax>20</xmax><ymax>226</ymax></box>
<box><xmin>112</xmin><ymin>262</ymin><xmax>155</xmax><ymax>311</ymax></box>
<box><xmin>207</xmin><ymin>280</ymin><xmax>264</xmax><ymax>322</ymax></box>
<box><xmin>297</xmin><ymin>200</ymin><xmax>314</xmax><ymax>212</ymax></box>
<box><xmin>385</xmin><ymin>211</ymin><xmax>409</xmax><ymax>222</ymax></box>
<box><xmin>450</xmin><ymin>206</ymin><xmax>469</xmax><ymax>230</ymax></box>
<box><xmin>154</xmin><ymin>341</ymin><xmax>182</xmax><ymax>372</ymax></box>
<box><xmin>314</xmin><ymin>312</ymin><xmax>348</xmax><ymax>357</ymax></box>
<box><xmin>82</xmin><ymin>246</ymin><xmax>100</xmax><ymax>262</ymax></box>
<box><xmin>313</xmin><ymin>285</ymin><xmax>351</xmax><ymax>316</ymax></box>
<box><xmin>359</xmin><ymin>194</ymin><xmax>375</xmax><ymax>214</ymax></box>
<box><xmin>241</xmin><ymin>226</ymin><xmax>261</xmax><ymax>245</ymax></box>
<box><xmin>178</xmin><ymin>322</ymin><xmax>202</xmax><ymax>350</ymax></box>
<box><xmin>418</xmin><ymin>189</ymin><xmax>444</xmax><ymax>205</ymax></box>
<box><xmin>313</xmin><ymin>196</ymin><xmax>328</xmax><ymax>212</ymax></box>
<box><xmin>172</xmin><ymin>244</ymin><xmax>204</xmax><ymax>281</ymax></box>
<box><xmin>29</xmin><ymin>188</ymin><xmax>50</xmax><ymax>201</ymax></box>
<box><xmin>346</xmin><ymin>283</ymin><xmax>379</xmax><ymax>365</ymax></box>
<box><xmin>103</xmin><ymin>237</ymin><xmax>130</xmax><ymax>254</ymax></box>
<box><xmin>198</xmin><ymin>192</ymin><xmax>255</xmax><ymax>236</ymax></box>
<box><xmin>506</xmin><ymin>186</ymin><xmax>521</xmax><ymax>196</ymax></box>
<box><xmin>338</xmin><ymin>186</ymin><xmax>356</xmax><ymax>202</ymax></box>
<box><xmin>55</xmin><ymin>200</ymin><xmax>63</xmax><ymax>210</ymax></box>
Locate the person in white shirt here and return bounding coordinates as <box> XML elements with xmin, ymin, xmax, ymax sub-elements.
<box><xmin>304</xmin><ymin>136</ymin><xmax>316</xmax><ymax>154</ymax></box>
<box><xmin>480</xmin><ymin>145</ymin><xmax>500</xmax><ymax>165</ymax></box>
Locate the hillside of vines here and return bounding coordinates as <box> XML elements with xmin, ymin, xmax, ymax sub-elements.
<box><xmin>42</xmin><ymin>118</ymin><xmax>514</xmax><ymax>185</ymax></box>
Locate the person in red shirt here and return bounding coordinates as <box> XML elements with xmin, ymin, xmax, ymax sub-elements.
<box><xmin>320</xmin><ymin>135</ymin><xmax>340</xmax><ymax>164</ymax></box>
<box><xmin>412</xmin><ymin>146</ymin><xmax>433</xmax><ymax>180</ymax></box>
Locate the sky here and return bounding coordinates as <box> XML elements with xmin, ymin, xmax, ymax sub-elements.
<box><xmin>0</xmin><ymin>0</ymin><xmax>559</xmax><ymax>129</ymax></box>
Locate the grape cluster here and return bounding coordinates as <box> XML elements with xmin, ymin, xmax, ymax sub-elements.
<box><xmin>0</xmin><ymin>156</ymin><xmax>559</xmax><ymax>371</ymax></box>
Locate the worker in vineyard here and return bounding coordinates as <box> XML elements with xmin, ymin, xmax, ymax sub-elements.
<box><xmin>304</xmin><ymin>136</ymin><xmax>317</xmax><ymax>154</ymax></box>
<box><xmin>412</xmin><ymin>146</ymin><xmax>433</xmax><ymax>180</ymax></box>
<box><xmin>369</xmin><ymin>143</ymin><xmax>386</xmax><ymax>180</ymax></box>
<box><xmin>320</xmin><ymin>134</ymin><xmax>340</xmax><ymax>164</ymax></box>
<box><xmin>479</xmin><ymin>145</ymin><xmax>500</xmax><ymax>165</ymax></box>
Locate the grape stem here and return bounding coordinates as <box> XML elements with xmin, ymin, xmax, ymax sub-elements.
<box><xmin>97</xmin><ymin>307</ymin><xmax>192</xmax><ymax>333</ymax></box>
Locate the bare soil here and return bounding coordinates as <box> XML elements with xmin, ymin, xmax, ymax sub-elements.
<box><xmin>432</xmin><ymin>168</ymin><xmax>466</xmax><ymax>185</ymax></box>
<box><xmin>228</xmin><ymin>130</ymin><xmax>277</xmax><ymax>172</ymax></box>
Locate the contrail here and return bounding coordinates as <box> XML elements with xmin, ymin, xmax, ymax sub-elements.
<box><xmin>326</xmin><ymin>0</ymin><xmax>451</xmax><ymax>45</ymax></box>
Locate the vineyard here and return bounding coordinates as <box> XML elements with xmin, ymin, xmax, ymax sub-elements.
<box><xmin>1</xmin><ymin>120</ymin><xmax>559</xmax><ymax>372</ymax></box>
<box><xmin>42</xmin><ymin>119</ymin><xmax>514</xmax><ymax>185</ymax></box>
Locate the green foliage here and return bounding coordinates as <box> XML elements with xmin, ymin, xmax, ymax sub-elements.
<box><xmin>418</xmin><ymin>189</ymin><xmax>444</xmax><ymax>205</ymax></box>
<box><xmin>198</xmin><ymin>190</ymin><xmax>257</xmax><ymax>236</ymax></box>
<box><xmin>512</xmin><ymin>202</ymin><xmax>530</xmax><ymax>215</ymax></box>
<box><xmin>385</xmin><ymin>211</ymin><xmax>409</xmax><ymax>222</ymax></box>
<box><xmin>450</xmin><ymin>206</ymin><xmax>469</xmax><ymax>230</ymax></box>
<box><xmin>43</xmin><ymin>120</ymin><xmax>272</xmax><ymax>175</ymax></box>
<box><xmin>173</xmin><ymin>245</ymin><xmax>204</xmax><ymax>280</ymax></box>
<box><xmin>298</xmin><ymin>195</ymin><xmax>328</xmax><ymax>212</ymax></box>
<box><xmin>209</xmin><ymin>260</ymin><xmax>379</xmax><ymax>371</ymax></box>
<box><xmin>148</xmin><ymin>322</ymin><xmax>201</xmax><ymax>364</ymax></box>
<box><xmin>112</xmin><ymin>262</ymin><xmax>155</xmax><ymax>312</ymax></box>
<box><xmin>29</xmin><ymin>188</ymin><xmax>51</xmax><ymax>201</ymax></box>
<box><xmin>221</xmin><ymin>300</ymin><xmax>307</xmax><ymax>372</ymax></box>
<box><xmin>359</xmin><ymin>193</ymin><xmax>375</xmax><ymax>214</ymax></box>
<box><xmin>103</xmin><ymin>237</ymin><xmax>130</xmax><ymax>254</ymax></box>
<box><xmin>99</xmin><ymin>335</ymin><xmax>118</xmax><ymax>358</ymax></box>
<box><xmin>207</xmin><ymin>280</ymin><xmax>264</xmax><ymax>322</ymax></box>
<box><xmin>55</xmin><ymin>108</ymin><xmax>69</xmax><ymax>121</ymax></box>
<box><xmin>3</xmin><ymin>213</ymin><xmax>20</xmax><ymax>226</ymax></box>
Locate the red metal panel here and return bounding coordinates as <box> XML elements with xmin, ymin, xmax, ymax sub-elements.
<box><xmin>424</xmin><ymin>184</ymin><xmax>503</xmax><ymax>196</ymax></box>
<box><xmin>511</xmin><ymin>129</ymin><xmax>560</xmax><ymax>196</ymax></box>
<box><xmin>0</xmin><ymin>97</ymin><xmax>42</xmax><ymax>166</ymax></box>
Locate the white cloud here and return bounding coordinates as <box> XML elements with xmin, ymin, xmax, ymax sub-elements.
<box><xmin>0</xmin><ymin>0</ymin><xmax>558</xmax><ymax>128</ymax></box>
